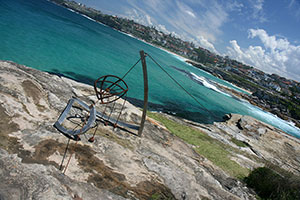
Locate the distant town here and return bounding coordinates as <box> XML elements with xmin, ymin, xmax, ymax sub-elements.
<box><xmin>51</xmin><ymin>0</ymin><xmax>300</xmax><ymax>128</ymax></box>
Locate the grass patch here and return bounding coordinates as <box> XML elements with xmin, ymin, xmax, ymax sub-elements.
<box><xmin>147</xmin><ymin>112</ymin><xmax>249</xmax><ymax>178</ymax></box>
<box><xmin>231</xmin><ymin>138</ymin><xmax>249</xmax><ymax>147</ymax></box>
<box><xmin>150</xmin><ymin>192</ymin><xmax>174</xmax><ymax>200</ymax></box>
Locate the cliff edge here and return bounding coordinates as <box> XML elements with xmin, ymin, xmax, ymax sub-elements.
<box><xmin>0</xmin><ymin>61</ymin><xmax>298</xmax><ymax>199</ymax></box>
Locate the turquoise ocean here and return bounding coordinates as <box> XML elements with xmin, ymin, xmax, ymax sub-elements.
<box><xmin>1</xmin><ymin>0</ymin><xmax>300</xmax><ymax>138</ymax></box>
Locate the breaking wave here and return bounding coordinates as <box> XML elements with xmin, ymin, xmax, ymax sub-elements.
<box><xmin>189</xmin><ymin>72</ymin><xmax>231</xmax><ymax>96</ymax></box>
<box><xmin>171</xmin><ymin>66</ymin><xmax>231</xmax><ymax>97</ymax></box>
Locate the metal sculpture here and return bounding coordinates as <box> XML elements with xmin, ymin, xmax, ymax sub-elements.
<box><xmin>54</xmin><ymin>49</ymin><xmax>218</xmax><ymax>174</ymax></box>
<box><xmin>54</xmin><ymin>98</ymin><xmax>96</xmax><ymax>141</ymax></box>
<box><xmin>94</xmin><ymin>75</ymin><xmax>128</xmax><ymax>104</ymax></box>
<box><xmin>54</xmin><ymin>50</ymin><xmax>148</xmax><ymax>173</ymax></box>
<box><xmin>54</xmin><ymin>51</ymin><xmax>148</xmax><ymax>141</ymax></box>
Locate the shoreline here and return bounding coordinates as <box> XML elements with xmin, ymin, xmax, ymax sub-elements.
<box><xmin>44</xmin><ymin>58</ymin><xmax>300</xmax><ymax>139</ymax></box>
<box><xmin>2</xmin><ymin>58</ymin><xmax>300</xmax><ymax>141</ymax></box>
<box><xmin>30</xmin><ymin>2</ymin><xmax>300</xmax><ymax>137</ymax></box>
<box><xmin>2</xmin><ymin>60</ymin><xmax>300</xmax><ymax>200</ymax></box>
<box><xmin>49</xmin><ymin>0</ymin><xmax>188</xmax><ymax>63</ymax></box>
<box><xmin>215</xmin><ymin>81</ymin><xmax>300</xmax><ymax>132</ymax></box>
<box><xmin>60</xmin><ymin>2</ymin><xmax>252</xmax><ymax>97</ymax></box>
<box><xmin>118</xmin><ymin>30</ymin><xmax>193</xmax><ymax>63</ymax></box>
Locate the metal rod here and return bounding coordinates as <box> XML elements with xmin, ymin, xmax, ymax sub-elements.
<box><xmin>63</xmin><ymin>140</ymin><xmax>78</xmax><ymax>174</ymax></box>
<box><xmin>59</xmin><ymin>138</ymin><xmax>70</xmax><ymax>171</ymax></box>
<box><xmin>63</xmin><ymin>113</ymin><xmax>88</xmax><ymax>174</ymax></box>
<box><xmin>115</xmin><ymin>93</ymin><xmax>127</xmax><ymax>128</ymax></box>
<box><xmin>138</xmin><ymin>50</ymin><xmax>149</xmax><ymax>137</ymax></box>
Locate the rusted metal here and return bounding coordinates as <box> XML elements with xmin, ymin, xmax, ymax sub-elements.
<box><xmin>55</xmin><ymin>51</ymin><xmax>148</xmax><ymax>138</ymax></box>
<box><xmin>55</xmin><ymin>51</ymin><xmax>150</xmax><ymax>177</ymax></box>
<box><xmin>138</xmin><ymin>50</ymin><xmax>149</xmax><ymax>137</ymax></box>
<box><xmin>94</xmin><ymin>75</ymin><xmax>129</xmax><ymax>104</ymax></box>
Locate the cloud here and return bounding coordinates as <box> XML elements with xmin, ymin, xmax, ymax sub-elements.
<box><xmin>253</xmin><ymin>0</ymin><xmax>263</xmax><ymax>11</ymax></box>
<box><xmin>156</xmin><ymin>24</ymin><xmax>170</xmax><ymax>34</ymax></box>
<box><xmin>248</xmin><ymin>0</ymin><xmax>267</xmax><ymax>22</ymax></box>
<box><xmin>226</xmin><ymin>1</ymin><xmax>244</xmax><ymax>12</ymax></box>
<box><xmin>145</xmin><ymin>15</ymin><xmax>153</xmax><ymax>26</ymax></box>
<box><xmin>197</xmin><ymin>36</ymin><xmax>219</xmax><ymax>54</ymax></box>
<box><xmin>185</xmin><ymin>10</ymin><xmax>196</xmax><ymax>18</ymax></box>
<box><xmin>226</xmin><ymin>29</ymin><xmax>300</xmax><ymax>81</ymax></box>
<box><xmin>288</xmin><ymin>0</ymin><xmax>300</xmax><ymax>20</ymax></box>
<box><xmin>248</xmin><ymin>29</ymin><xmax>290</xmax><ymax>53</ymax></box>
<box><xmin>122</xmin><ymin>0</ymin><xmax>228</xmax><ymax>54</ymax></box>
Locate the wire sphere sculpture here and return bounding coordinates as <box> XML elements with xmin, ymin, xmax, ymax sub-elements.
<box><xmin>94</xmin><ymin>75</ymin><xmax>129</xmax><ymax>104</ymax></box>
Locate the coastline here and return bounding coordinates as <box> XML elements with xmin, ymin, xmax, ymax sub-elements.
<box><xmin>216</xmin><ymin>81</ymin><xmax>300</xmax><ymax>132</ymax></box>
<box><xmin>28</xmin><ymin>1</ymin><xmax>300</xmax><ymax>137</ymax></box>
<box><xmin>2</xmin><ymin>60</ymin><xmax>300</xmax><ymax>199</ymax></box>
<box><xmin>58</xmin><ymin>1</ymin><xmax>252</xmax><ymax>97</ymax></box>
<box><xmin>118</xmin><ymin>30</ymin><xmax>193</xmax><ymax>63</ymax></box>
<box><xmin>50</xmin><ymin>0</ymin><xmax>300</xmax><ymax>136</ymax></box>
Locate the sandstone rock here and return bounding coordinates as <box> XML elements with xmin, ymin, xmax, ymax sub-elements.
<box><xmin>198</xmin><ymin>113</ymin><xmax>300</xmax><ymax>175</ymax></box>
<box><xmin>0</xmin><ymin>61</ymin><xmax>258</xmax><ymax>200</ymax></box>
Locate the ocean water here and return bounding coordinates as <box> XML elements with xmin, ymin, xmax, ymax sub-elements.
<box><xmin>1</xmin><ymin>0</ymin><xmax>300</xmax><ymax>138</ymax></box>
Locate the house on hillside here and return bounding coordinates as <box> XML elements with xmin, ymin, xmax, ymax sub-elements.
<box><xmin>268</xmin><ymin>82</ymin><xmax>281</xmax><ymax>92</ymax></box>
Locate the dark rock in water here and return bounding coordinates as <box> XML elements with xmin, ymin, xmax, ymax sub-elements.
<box><xmin>223</xmin><ymin>114</ymin><xmax>232</xmax><ymax>121</ymax></box>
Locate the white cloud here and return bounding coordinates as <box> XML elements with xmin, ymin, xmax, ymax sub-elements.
<box><xmin>124</xmin><ymin>9</ymin><xmax>154</xmax><ymax>27</ymax></box>
<box><xmin>226</xmin><ymin>29</ymin><xmax>300</xmax><ymax>81</ymax></box>
<box><xmin>197</xmin><ymin>35</ymin><xmax>219</xmax><ymax>54</ymax></box>
<box><xmin>145</xmin><ymin>15</ymin><xmax>153</xmax><ymax>26</ymax></box>
<box><xmin>156</xmin><ymin>24</ymin><xmax>170</xmax><ymax>34</ymax></box>
<box><xmin>185</xmin><ymin>10</ymin><xmax>196</xmax><ymax>18</ymax></box>
<box><xmin>122</xmin><ymin>0</ymin><xmax>228</xmax><ymax>54</ymax></box>
<box><xmin>249</xmin><ymin>0</ymin><xmax>266</xmax><ymax>22</ymax></box>
<box><xmin>288</xmin><ymin>0</ymin><xmax>300</xmax><ymax>20</ymax></box>
<box><xmin>248</xmin><ymin>29</ymin><xmax>290</xmax><ymax>52</ymax></box>
<box><xmin>227</xmin><ymin>1</ymin><xmax>244</xmax><ymax>12</ymax></box>
<box><xmin>253</xmin><ymin>0</ymin><xmax>263</xmax><ymax>11</ymax></box>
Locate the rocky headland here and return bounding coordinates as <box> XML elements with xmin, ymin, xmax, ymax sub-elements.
<box><xmin>216</xmin><ymin>83</ymin><xmax>300</xmax><ymax>129</ymax></box>
<box><xmin>0</xmin><ymin>60</ymin><xmax>299</xmax><ymax>200</ymax></box>
<box><xmin>186</xmin><ymin>61</ymin><xmax>300</xmax><ymax>130</ymax></box>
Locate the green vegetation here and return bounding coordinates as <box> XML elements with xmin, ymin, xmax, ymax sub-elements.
<box><xmin>245</xmin><ymin>167</ymin><xmax>300</xmax><ymax>200</ymax></box>
<box><xmin>147</xmin><ymin>112</ymin><xmax>249</xmax><ymax>178</ymax></box>
<box><xmin>231</xmin><ymin>138</ymin><xmax>249</xmax><ymax>148</ymax></box>
<box><xmin>150</xmin><ymin>192</ymin><xmax>174</xmax><ymax>200</ymax></box>
<box><xmin>194</xmin><ymin>47</ymin><xmax>216</xmax><ymax>64</ymax></box>
<box><xmin>280</xmin><ymin>97</ymin><xmax>300</xmax><ymax>120</ymax></box>
<box><xmin>229</xmin><ymin>73</ymin><xmax>265</xmax><ymax>91</ymax></box>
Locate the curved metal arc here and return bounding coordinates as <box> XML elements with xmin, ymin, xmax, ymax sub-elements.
<box><xmin>138</xmin><ymin>50</ymin><xmax>148</xmax><ymax>137</ymax></box>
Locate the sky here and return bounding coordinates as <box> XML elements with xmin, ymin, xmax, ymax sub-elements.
<box><xmin>76</xmin><ymin>0</ymin><xmax>300</xmax><ymax>82</ymax></box>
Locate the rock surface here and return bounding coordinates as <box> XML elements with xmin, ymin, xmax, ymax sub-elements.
<box><xmin>0</xmin><ymin>60</ymin><xmax>298</xmax><ymax>199</ymax></box>
<box><xmin>188</xmin><ymin>113</ymin><xmax>300</xmax><ymax>175</ymax></box>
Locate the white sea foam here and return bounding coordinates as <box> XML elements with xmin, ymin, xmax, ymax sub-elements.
<box><xmin>79</xmin><ymin>13</ymin><xmax>97</xmax><ymax>23</ymax></box>
<box><xmin>121</xmin><ymin>32</ymin><xmax>136</xmax><ymax>39</ymax></box>
<box><xmin>67</xmin><ymin>8</ymin><xmax>75</xmax><ymax>13</ymax></box>
<box><xmin>287</xmin><ymin>121</ymin><xmax>296</xmax><ymax>126</ymax></box>
<box><xmin>168</xmin><ymin>52</ymin><xmax>187</xmax><ymax>62</ymax></box>
<box><xmin>65</xmin><ymin>7</ymin><xmax>108</xmax><ymax>26</ymax></box>
<box><xmin>241</xmin><ymin>101</ymin><xmax>300</xmax><ymax>137</ymax></box>
<box><xmin>190</xmin><ymin>72</ymin><xmax>231</xmax><ymax>97</ymax></box>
